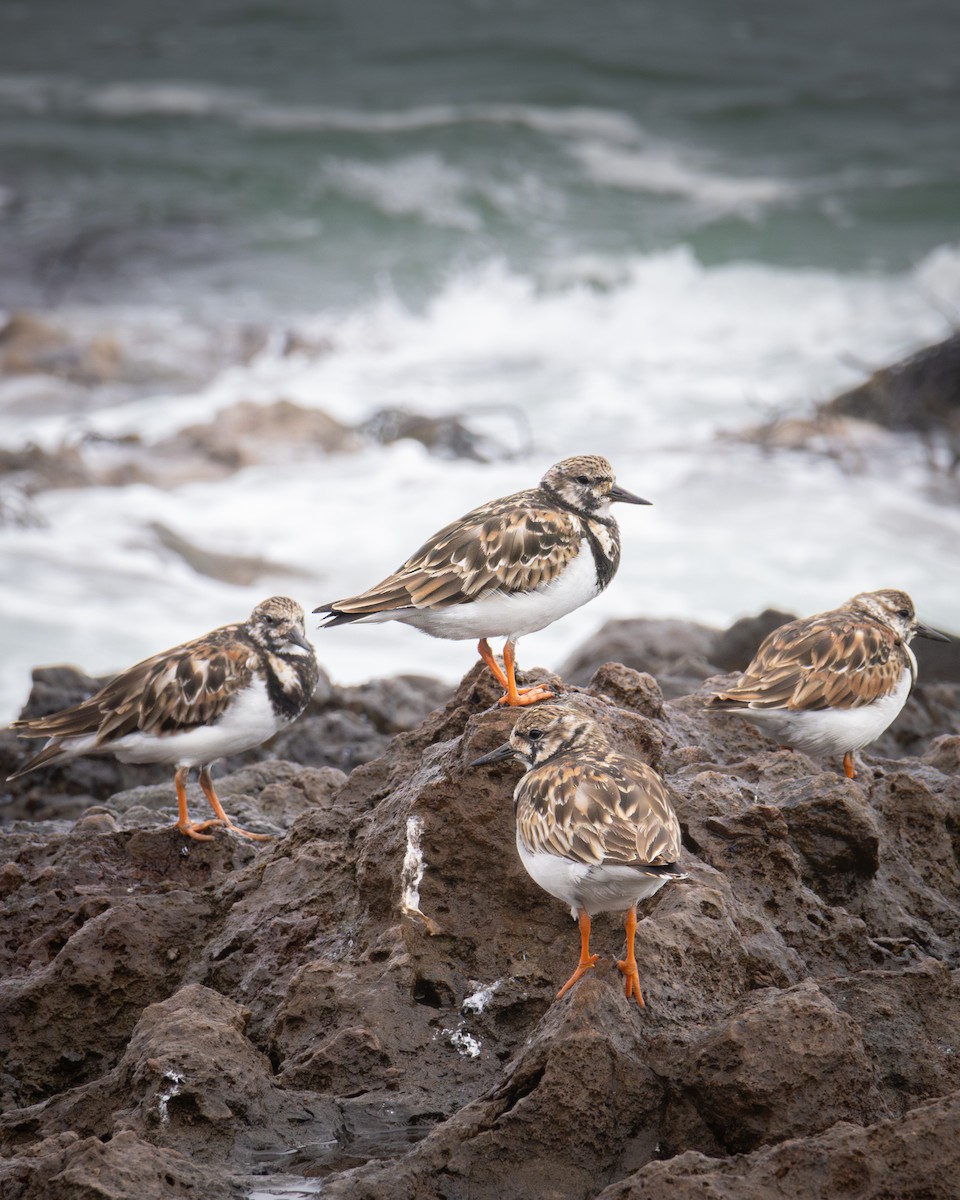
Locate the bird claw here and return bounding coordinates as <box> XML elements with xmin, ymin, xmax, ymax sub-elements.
<box><xmin>177</xmin><ymin>818</ymin><xmax>223</xmax><ymax>841</ymax></box>
<box><xmin>221</xmin><ymin>822</ymin><xmax>272</xmax><ymax>842</ymax></box>
<box><xmin>556</xmin><ymin>953</ymin><xmax>600</xmax><ymax>999</ymax></box>
<box><xmin>616</xmin><ymin>959</ymin><xmax>646</xmax><ymax>1008</ymax></box>
<box><xmin>499</xmin><ymin>685</ymin><xmax>556</xmax><ymax>708</ymax></box>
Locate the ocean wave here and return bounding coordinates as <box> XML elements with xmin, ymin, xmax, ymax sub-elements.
<box><xmin>318</xmin><ymin>152</ymin><xmax>561</xmax><ymax>230</ymax></box>
<box><xmin>5</xmin><ymin>244</ymin><xmax>956</xmax><ymax>454</ymax></box>
<box><xmin>320</xmin><ymin>155</ymin><xmax>483</xmax><ymax>231</ymax></box>
<box><xmin>243</xmin><ymin>100</ymin><xmax>642</xmax><ymax>142</ymax></box>
<box><xmin>568</xmin><ymin>139</ymin><xmax>793</xmax><ymax>209</ymax></box>
<box><xmin>0</xmin><ymin>72</ymin><xmax>640</xmax><ymax>143</ymax></box>
<box><xmin>2</xmin><ymin>244</ymin><xmax>959</xmax><ymax>721</ymax></box>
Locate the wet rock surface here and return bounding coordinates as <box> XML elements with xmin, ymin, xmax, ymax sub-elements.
<box><xmin>0</xmin><ymin>634</ymin><xmax>958</xmax><ymax>1200</ymax></box>
<box><xmin>723</xmin><ymin>332</ymin><xmax>960</xmax><ymax>485</ymax></box>
<box><xmin>0</xmin><ymin>312</ymin><xmax>519</xmax><ymax>508</ymax></box>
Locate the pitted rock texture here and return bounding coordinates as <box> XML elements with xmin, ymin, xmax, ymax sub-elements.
<box><xmin>0</xmin><ymin>647</ymin><xmax>958</xmax><ymax>1200</ymax></box>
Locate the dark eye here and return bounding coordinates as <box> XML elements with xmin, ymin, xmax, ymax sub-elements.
<box><xmin>575</xmin><ymin>475</ymin><xmax>590</xmax><ymax>485</ymax></box>
<box><xmin>898</xmin><ymin>608</ymin><xmax>911</xmax><ymax>619</ymax></box>
<box><xmin>527</xmin><ymin>729</ymin><xmax>544</xmax><ymax>741</ymax></box>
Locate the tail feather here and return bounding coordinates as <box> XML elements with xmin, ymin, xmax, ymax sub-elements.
<box><xmin>315</xmin><ymin>609</ymin><xmax>366</xmax><ymax>628</ymax></box>
<box><xmin>7</xmin><ymin>739</ymin><xmax>68</xmax><ymax>781</ymax></box>
<box><xmin>705</xmin><ymin>695</ymin><xmax>750</xmax><ymax>710</ymax></box>
<box><xmin>643</xmin><ymin>862</ymin><xmax>687</xmax><ymax>878</ymax></box>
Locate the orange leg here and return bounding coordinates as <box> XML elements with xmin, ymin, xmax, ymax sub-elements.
<box><xmin>498</xmin><ymin>639</ymin><xmax>555</xmax><ymax>708</ymax></box>
<box><xmin>174</xmin><ymin>765</ymin><xmax>222</xmax><ymax>841</ymax></box>
<box><xmin>477</xmin><ymin>638</ymin><xmax>510</xmax><ymax>688</ymax></box>
<box><xmin>199</xmin><ymin>767</ymin><xmax>271</xmax><ymax>841</ymax></box>
<box><xmin>843</xmin><ymin>751</ymin><xmax>856</xmax><ymax>780</ymax></box>
<box><xmin>616</xmin><ymin>905</ymin><xmax>645</xmax><ymax>1008</ymax></box>
<box><xmin>556</xmin><ymin>910</ymin><xmax>600</xmax><ymax>999</ymax></box>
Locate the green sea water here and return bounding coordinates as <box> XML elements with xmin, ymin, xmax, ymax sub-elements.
<box><xmin>1</xmin><ymin>0</ymin><xmax>958</xmax><ymax>314</ymax></box>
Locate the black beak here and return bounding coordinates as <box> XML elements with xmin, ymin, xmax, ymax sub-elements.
<box><xmin>289</xmin><ymin>627</ymin><xmax>315</xmax><ymax>652</ymax></box>
<box><xmin>469</xmin><ymin>741</ymin><xmax>515</xmax><ymax>767</ymax></box>
<box><xmin>915</xmin><ymin>621</ymin><xmax>951</xmax><ymax>643</ymax></box>
<box><xmin>609</xmin><ymin>483</ymin><xmax>652</xmax><ymax>506</ymax></box>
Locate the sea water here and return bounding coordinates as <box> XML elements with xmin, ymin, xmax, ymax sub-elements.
<box><xmin>1</xmin><ymin>0</ymin><xmax>958</xmax><ymax>721</ymax></box>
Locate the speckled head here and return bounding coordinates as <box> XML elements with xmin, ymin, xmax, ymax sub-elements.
<box><xmin>539</xmin><ymin>455</ymin><xmax>651</xmax><ymax>515</ymax></box>
<box><xmin>846</xmin><ymin>589</ymin><xmax>948</xmax><ymax>645</ymax></box>
<box><xmin>248</xmin><ymin>596</ymin><xmax>314</xmax><ymax>655</ymax></box>
<box><xmin>471</xmin><ymin>703</ymin><xmax>608</xmax><ymax>771</ymax></box>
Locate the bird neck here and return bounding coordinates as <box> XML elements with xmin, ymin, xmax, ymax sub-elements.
<box><xmin>540</xmin><ymin>483</ymin><xmax>615</xmax><ymax>529</ymax></box>
<box><xmin>260</xmin><ymin>646</ymin><xmax>320</xmax><ymax>721</ymax></box>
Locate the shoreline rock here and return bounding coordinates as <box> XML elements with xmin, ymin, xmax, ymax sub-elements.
<box><xmin>0</xmin><ymin>625</ymin><xmax>958</xmax><ymax>1199</ymax></box>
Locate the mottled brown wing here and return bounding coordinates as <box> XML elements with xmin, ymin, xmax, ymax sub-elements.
<box><xmin>517</xmin><ymin>754</ymin><xmax>682</xmax><ymax>868</ymax></box>
<box><xmin>326</xmin><ymin>489</ymin><xmax>581</xmax><ymax>614</ymax></box>
<box><xmin>712</xmin><ymin>614</ymin><xmax>905</xmax><ymax>712</ymax></box>
<box><xmin>12</xmin><ymin>625</ymin><xmax>259</xmax><ymax>744</ymax></box>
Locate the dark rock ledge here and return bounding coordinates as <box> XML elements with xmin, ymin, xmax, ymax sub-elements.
<box><xmin>0</xmin><ymin>623</ymin><xmax>958</xmax><ymax>1200</ymax></box>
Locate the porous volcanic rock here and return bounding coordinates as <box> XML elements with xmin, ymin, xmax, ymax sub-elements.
<box><xmin>0</xmin><ymin>647</ymin><xmax>958</xmax><ymax>1199</ymax></box>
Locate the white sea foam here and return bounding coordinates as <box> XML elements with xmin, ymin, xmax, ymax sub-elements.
<box><xmin>1</xmin><ymin>246</ymin><xmax>959</xmax><ymax>721</ymax></box>
<box><xmin>243</xmin><ymin>100</ymin><xmax>642</xmax><ymax>142</ymax></box>
<box><xmin>88</xmin><ymin>81</ymin><xmax>256</xmax><ymax>118</ymax></box>
<box><xmin>0</xmin><ymin>75</ymin><xmax>641</xmax><ymax>144</ymax></box>
<box><xmin>322</xmin><ymin>155</ymin><xmax>482</xmax><ymax>231</ymax></box>
<box><xmin>569</xmin><ymin>139</ymin><xmax>792</xmax><ymax>209</ymax></box>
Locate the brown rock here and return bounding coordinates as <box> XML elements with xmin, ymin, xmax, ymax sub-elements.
<box><xmin>0</xmin><ymin>651</ymin><xmax>958</xmax><ymax>1197</ymax></box>
<box><xmin>360</xmin><ymin>407</ymin><xmax>511</xmax><ymax>462</ymax></box>
<box><xmin>0</xmin><ymin>1128</ymin><xmax>233</xmax><ymax>1200</ymax></box>
<box><xmin>559</xmin><ymin>617</ymin><xmax>718</xmax><ymax>697</ymax></box>
<box><xmin>0</xmin><ymin>312</ymin><xmax>121</xmax><ymax>384</ymax></box>
<box><xmin>147</xmin><ymin>521</ymin><xmax>313</xmax><ymax>585</ymax></box>
<box><xmin>595</xmin><ymin>1092</ymin><xmax>960</xmax><ymax>1200</ymax></box>
<box><xmin>679</xmin><ymin>979</ymin><xmax>882</xmax><ymax>1153</ymax></box>
<box><xmin>823</xmin><ymin>332</ymin><xmax>960</xmax><ymax>437</ymax></box>
<box><xmin>160</xmin><ymin>398</ymin><xmax>359</xmax><ymax>469</ymax></box>
<box><xmin>777</xmin><ymin>774</ymin><xmax>881</xmax><ymax>903</ymax></box>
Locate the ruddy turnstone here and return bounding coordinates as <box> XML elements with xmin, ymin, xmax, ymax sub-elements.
<box><xmin>706</xmin><ymin>588</ymin><xmax>949</xmax><ymax>778</ymax></box>
<box><xmin>472</xmin><ymin>704</ymin><xmax>684</xmax><ymax>1006</ymax></box>
<box><xmin>315</xmin><ymin>456</ymin><xmax>649</xmax><ymax>706</ymax></box>
<box><xmin>7</xmin><ymin>596</ymin><xmax>319</xmax><ymax>840</ymax></box>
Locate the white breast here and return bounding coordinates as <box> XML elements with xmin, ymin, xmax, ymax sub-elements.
<box><xmin>738</xmin><ymin>663</ymin><xmax>914</xmax><ymax>756</ymax></box>
<box><xmin>398</xmin><ymin>541</ymin><xmax>602</xmax><ymax>641</ymax></box>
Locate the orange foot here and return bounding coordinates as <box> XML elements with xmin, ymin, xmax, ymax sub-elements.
<box><xmin>617</xmin><ymin>906</ymin><xmax>646</xmax><ymax>1008</ymax></box>
<box><xmin>843</xmin><ymin>751</ymin><xmax>856</xmax><ymax>780</ymax></box>
<box><xmin>499</xmin><ymin>639</ymin><xmax>554</xmax><ymax>707</ymax></box>
<box><xmin>199</xmin><ymin>767</ymin><xmax>271</xmax><ymax>841</ymax></box>
<box><xmin>616</xmin><ymin>957</ymin><xmax>646</xmax><ymax>1008</ymax></box>
<box><xmin>498</xmin><ymin>684</ymin><xmax>556</xmax><ymax>708</ymax></box>
<box><xmin>556</xmin><ymin>911</ymin><xmax>599</xmax><ymax>999</ymax></box>
<box><xmin>176</xmin><ymin>817</ymin><xmax>224</xmax><ymax>842</ymax></box>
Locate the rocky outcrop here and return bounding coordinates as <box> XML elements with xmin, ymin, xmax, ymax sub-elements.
<box><xmin>0</xmin><ymin>643</ymin><xmax>958</xmax><ymax>1199</ymax></box>
<box><xmin>726</xmin><ymin>332</ymin><xmax>960</xmax><ymax>476</ymax></box>
<box><xmin>823</xmin><ymin>332</ymin><xmax>960</xmax><ymax>439</ymax></box>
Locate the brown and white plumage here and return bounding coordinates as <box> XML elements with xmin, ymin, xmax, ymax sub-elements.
<box><xmin>472</xmin><ymin>704</ymin><xmax>684</xmax><ymax>1006</ymax></box>
<box><xmin>315</xmin><ymin>455</ymin><xmax>650</xmax><ymax>706</ymax></box>
<box><xmin>8</xmin><ymin>596</ymin><xmax>320</xmax><ymax>839</ymax></box>
<box><xmin>707</xmin><ymin>588</ymin><xmax>949</xmax><ymax>777</ymax></box>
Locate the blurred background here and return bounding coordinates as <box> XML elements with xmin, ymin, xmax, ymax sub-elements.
<box><xmin>1</xmin><ymin>0</ymin><xmax>959</xmax><ymax>719</ymax></box>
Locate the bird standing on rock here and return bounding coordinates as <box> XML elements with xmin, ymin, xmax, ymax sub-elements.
<box><xmin>706</xmin><ymin>588</ymin><xmax>949</xmax><ymax>778</ymax></box>
<box><xmin>315</xmin><ymin>455</ymin><xmax>650</xmax><ymax>707</ymax></box>
<box><xmin>7</xmin><ymin>596</ymin><xmax>319</xmax><ymax>840</ymax></box>
<box><xmin>472</xmin><ymin>704</ymin><xmax>684</xmax><ymax>1006</ymax></box>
